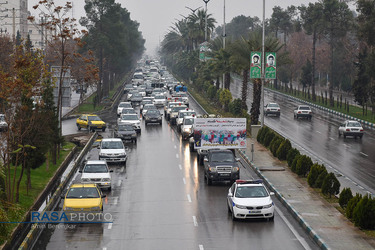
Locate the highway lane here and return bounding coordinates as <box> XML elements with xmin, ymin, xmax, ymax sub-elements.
<box><xmin>35</xmin><ymin>95</ymin><xmax>318</xmax><ymax>250</ymax></box>
<box><xmin>231</xmin><ymin>78</ymin><xmax>375</xmax><ymax>194</ymax></box>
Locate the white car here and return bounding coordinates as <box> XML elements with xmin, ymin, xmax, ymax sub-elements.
<box><xmin>80</xmin><ymin>160</ymin><xmax>113</xmax><ymax>190</ymax></box>
<box><xmin>132</xmin><ymin>72</ymin><xmax>144</xmax><ymax>86</ymax></box>
<box><xmin>98</xmin><ymin>138</ymin><xmax>127</xmax><ymax>165</ymax></box>
<box><xmin>294</xmin><ymin>105</ymin><xmax>312</xmax><ymax>120</ymax></box>
<box><xmin>117</xmin><ymin>114</ymin><xmax>141</xmax><ymax>133</ymax></box>
<box><xmin>153</xmin><ymin>95</ymin><xmax>167</xmax><ymax>107</ymax></box>
<box><xmin>181</xmin><ymin>116</ymin><xmax>195</xmax><ymax>140</ymax></box>
<box><xmin>227</xmin><ymin>180</ymin><xmax>275</xmax><ymax>221</ymax></box>
<box><xmin>264</xmin><ymin>103</ymin><xmax>280</xmax><ymax>117</ymax></box>
<box><xmin>127</xmin><ymin>89</ymin><xmax>139</xmax><ymax>100</ymax></box>
<box><xmin>338</xmin><ymin>120</ymin><xmax>364</xmax><ymax>139</ymax></box>
<box><xmin>117</xmin><ymin>102</ymin><xmax>132</xmax><ymax>116</ymax></box>
<box><xmin>169</xmin><ymin>105</ymin><xmax>188</xmax><ymax>125</ymax></box>
<box><xmin>176</xmin><ymin>109</ymin><xmax>196</xmax><ymax>132</ymax></box>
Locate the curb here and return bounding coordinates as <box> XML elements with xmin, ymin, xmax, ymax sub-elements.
<box><xmin>236</xmin><ymin>149</ymin><xmax>331</xmax><ymax>250</ymax></box>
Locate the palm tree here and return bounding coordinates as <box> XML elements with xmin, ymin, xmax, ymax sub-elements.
<box><xmin>188</xmin><ymin>9</ymin><xmax>216</xmax><ymax>46</ymax></box>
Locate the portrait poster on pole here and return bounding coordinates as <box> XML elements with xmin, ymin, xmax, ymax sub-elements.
<box><xmin>265</xmin><ymin>52</ymin><xmax>276</xmax><ymax>79</ymax></box>
<box><xmin>250</xmin><ymin>51</ymin><xmax>261</xmax><ymax>79</ymax></box>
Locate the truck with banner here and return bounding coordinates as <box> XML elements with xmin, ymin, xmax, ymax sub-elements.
<box><xmin>190</xmin><ymin>117</ymin><xmax>247</xmax><ymax>165</ymax></box>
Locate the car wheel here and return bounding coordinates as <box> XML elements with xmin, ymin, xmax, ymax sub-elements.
<box><xmin>88</xmin><ymin>126</ymin><xmax>92</xmax><ymax>132</ymax></box>
<box><xmin>77</xmin><ymin>125</ymin><xmax>81</xmax><ymax>130</ymax></box>
<box><xmin>206</xmin><ymin>176</ymin><xmax>212</xmax><ymax>186</ymax></box>
<box><xmin>231</xmin><ymin>211</ymin><xmax>237</xmax><ymax>221</ymax></box>
<box><xmin>359</xmin><ymin>135</ymin><xmax>363</xmax><ymax>139</ymax></box>
<box><xmin>108</xmin><ymin>186</ymin><xmax>112</xmax><ymax>191</ymax></box>
<box><xmin>343</xmin><ymin>134</ymin><xmax>346</xmax><ymax>139</ymax></box>
<box><xmin>198</xmin><ymin>155</ymin><xmax>203</xmax><ymax>165</ymax></box>
<box><xmin>145</xmin><ymin>122</ymin><xmax>148</xmax><ymax>126</ymax></box>
<box><xmin>189</xmin><ymin>143</ymin><xmax>194</xmax><ymax>152</ymax></box>
<box><xmin>338</xmin><ymin>131</ymin><xmax>341</xmax><ymax>137</ymax></box>
<box><xmin>159</xmin><ymin>121</ymin><xmax>162</xmax><ymax>125</ymax></box>
<box><xmin>228</xmin><ymin>203</ymin><xmax>232</xmax><ymax>213</ymax></box>
<box><xmin>268</xmin><ymin>215</ymin><xmax>274</xmax><ymax>222</ymax></box>
<box><xmin>177</xmin><ymin>126</ymin><xmax>181</xmax><ymax>132</ymax></box>
<box><xmin>102</xmin><ymin>128</ymin><xmax>106</xmax><ymax>132</ymax></box>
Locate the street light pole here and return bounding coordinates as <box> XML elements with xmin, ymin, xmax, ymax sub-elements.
<box><xmin>222</xmin><ymin>0</ymin><xmax>226</xmax><ymax>89</ymax></box>
<box><xmin>260</xmin><ymin>0</ymin><xmax>265</xmax><ymax>127</ymax></box>
<box><xmin>203</xmin><ymin>0</ymin><xmax>210</xmax><ymax>41</ymax></box>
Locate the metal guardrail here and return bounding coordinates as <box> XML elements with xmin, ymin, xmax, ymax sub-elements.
<box><xmin>16</xmin><ymin>132</ymin><xmax>98</xmax><ymax>250</ymax></box>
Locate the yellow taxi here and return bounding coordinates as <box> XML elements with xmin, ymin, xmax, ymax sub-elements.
<box><xmin>62</xmin><ymin>183</ymin><xmax>106</xmax><ymax>212</ymax></box>
<box><xmin>76</xmin><ymin>114</ymin><xmax>106</xmax><ymax>132</ymax></box>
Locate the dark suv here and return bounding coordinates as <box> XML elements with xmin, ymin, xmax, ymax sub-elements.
<box><xmin>204</xmin><ymin>149</ymin><xmax>240</xmax><ymax>185</ymax></box>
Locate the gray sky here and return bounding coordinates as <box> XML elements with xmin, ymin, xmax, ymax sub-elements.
<box><xmin>29</xmin><ymin>0</ymin><xmax>316</xmax><ymax>56</ymax></box>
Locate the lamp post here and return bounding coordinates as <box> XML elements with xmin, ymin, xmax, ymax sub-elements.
<box><xmin>222</xmin><ymin>0</ymin><xmax>226</xmax><ymax>89</ymax></box>
<box><xmin>260</xmin><ymin>0</ymin><xmax>265</xmax><ymax>127</ymax></box>
<box><xmin>203</xmin><ymin>0</ymin><xmax>210</xmax><ymax>41</ymax></box>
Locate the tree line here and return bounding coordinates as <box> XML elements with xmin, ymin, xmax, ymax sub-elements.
<box><xmin>160</xmin><ymin>0</ymin><xmax>375</xmax><ymax>119</ymax></box>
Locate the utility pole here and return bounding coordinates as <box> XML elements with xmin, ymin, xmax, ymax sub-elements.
<box><xmin>260</xmin><ymin>0</ymin><xmax>265</xmax><ymax>127</ymax></box>
<box><xmin>222</xmin><ymin>0</ymin><xmax>226</xmax><ymax>89</ymax></box>
<box><xmin>203</xmin><ymin>0</ymin><xmax>210</xmax><ymax>41</ymax></box>
<box><xmin>12</xmin><ymin>7</ymin><xmax>15</xmax><ymax>40</ymax></box>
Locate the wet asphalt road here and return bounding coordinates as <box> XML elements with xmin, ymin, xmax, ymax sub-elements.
<box><xmin>34</xmin><ymin>95</ymin><xmax>319</xmax><ymax>250</ymax></box>
<box><xmin>230</xmin><ymin>78</ymin><xmax>375</xmax><ymax>195</ymax></box>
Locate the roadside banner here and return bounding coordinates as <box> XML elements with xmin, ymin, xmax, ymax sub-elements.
<box><xmin>193</xmin><ymin>118</ymin><xmax>247</xmax><ymax>149</ymax></box>
<box><xmin>265</xmin><ymin>52</ymin><xmax>276</xmax><ymax>79</ymax></box>
<box><xmin>250</xmin><ymin>51</ymin><xmax>261</xmax><ymax>79</ymax></box>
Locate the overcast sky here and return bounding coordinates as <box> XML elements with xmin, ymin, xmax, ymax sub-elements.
<box><xmin>29</xmin><ymin>0</ymin><xmax>317</xmax><ymax>56</ymax></box>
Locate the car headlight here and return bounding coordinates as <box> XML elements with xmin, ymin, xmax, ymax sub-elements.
<box><xmin>91</xmin><ymin>206</ymin><xmax>101</xmax><ymax>211</ymax></box>
<box><xmin>263</xmin><ymin>203</ymin><xmax>273</xmax><ymax>209</ymax></box>
<box><xmin>81</xmin><ymin>178</ymin><xmax>90</xmax><ymax>182</ymax></box>
<box><xmin>64</xmin><ymin>207</ymin><xmax>74</xmax><ymax>211</ymax></box>
<box><xmin>146</xmin><ymin>117</ymin><xmax>150</xmax><ymax>120</ymax></box>
<box><xmin>232</xmin><ymin>167</ymin><xmax>239</xmax><ymax>172</ymax></box>
<box><xmin>183</xmin><ymin>128</ymin><xmax>191</xmax><ymax>132</ymax></box>
<box><xmin>102</xmin><ymin>178</ymin><xmax>111</xmax><ymax>182</ymax></box>
<box><xmin>235</xmin><ymin>204</ymin><xmax>247</xmax><ymax>209</ymax></box>
<box><xmin>208</xmin><ymin>167</ymin><xmax>216</xmax><ymax>172</ymax></box>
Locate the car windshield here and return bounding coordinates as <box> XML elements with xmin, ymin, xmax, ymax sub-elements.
<box><xmin>235</xmin><ymin>186</ymin><xmax>268</xmax><ymax>198</ymax></box>
<box><xmin>0</xmin><ymin>115</ymin><xmax>4</xmax><ymax>122</ymax></box>
<box><xmin>144</xmin><ymin>104</ymin><xmax>155</xmax><ymax>109</ymax></box>
<box><xmin>83</xmin><ymin>164</ymin><xmax>108</xmax><ymax>173</ymax></box>
<box><xmin>66</xmin><ymin>187</ymin><xmax>100</xmax><ymax>199</ymax></box>
<box><xmin>211</xmin><ymin>152</ymin><xmax>235</xmax><ymax>162</ymax></box>
<box><xmin>184</xmin><ymin>118</ymin><xmax>194</xmax><ymax>125</ymax></box>
<box><xmin>299</xmin><ymin>106</ymin><xmax>311</xmax><ymax>110</ymax></box>
<box><xmin>101</xmin><ymin>141</ymin><xmax>124</xmax><ymax>149</ymax></box>
<box><xmin>88</xmin><ymin>116</ymin><xmax>101</xmax><ymax>121</ymax></box>
<box><xmin>348</xmin><ymin>122</ymin><xmax>361</xmax><ymax>127</ymax></box>
<box><xmin>268</xmin><ymin>103</ymin><xmax>279</xmax><ymax>108</ymax></box>
<box><xmin>172</xmin><ymin>106</ymin><xmax>186</xmax><ymax>112</ymax></box>
<box><xmin>122</xmin><ymin>109</ymin><xmax>136</xmax><ymax>114</ymax></box>
<box><xmin>118</xmin><ymin>124</ymin><xmax>134</xmax><ymax>131</ymax></box>
<box><xmin>133</xmin><ymin>93</ymin><xmax>142</xmax><ymax>97</ymax></box>
<box><xmin>155</xmin><ymin>95</ymin><xmax>164</xmax><ymax>100</ymax></box>
<box><xmin>133</xmin><ymin>74</ymin><xmax>143</xmax><ymax>79</ymax></box>
<box><xmin>121</xmin><ymin>115</ymin><xmax>138</xmax><ymax>120</ymax></box>
<box><xmin>119</xmin><ymin>103</ymin><xmax>131</xmax><ymax>108</ymax></box>
<box><xmin>146</xmin><ymin>110</ymin><xmax>159</xmax><ymax>115</ymax></box>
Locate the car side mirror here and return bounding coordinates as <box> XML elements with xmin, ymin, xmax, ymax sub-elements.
<box><xmin>270</xmin><ymin>192</ymin><xmax>275</xmax><ymax>196</ymax></box>
<box><xmin>79</xmin><ymin>170</ymin><xmax>82</xmax><ymax>173</ymax></box>
<box><xmin>110</xmin><ymin>170</ymin><xmax>113</xmax><ymax>172</ymax></box>
<box><xmin>228</xmin><ymin>192</ymin><xmax>233</xmax><ymax>198</ymax></box>
<box><xmin>236</xmin><ymin>158</ymin><xmax>240</xmax><ymax>162</ymax></box>
<box><xmin>204</xmin><ymin>157</ymin><xmax>208</xmax><ymax>162</ymax></box>
<box><xmin>102</xmin><ymin>194</ymin><xmax>107</xmax><ymax>198</ymax></box>
<box><xmin>60</xmin><ymin>195</ymin><xmax>65</xmax><ymax>199</ymax></box>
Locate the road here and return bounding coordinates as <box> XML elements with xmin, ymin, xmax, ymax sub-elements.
<box><xmin>34</xmin><ymin>95</ymin><xmax>318</xmax><ymax>250</ymax></box>
<box><xmin>231</xmin><ymin>78</ymin><xmax>375</xmax><ymax>195</ymax></box>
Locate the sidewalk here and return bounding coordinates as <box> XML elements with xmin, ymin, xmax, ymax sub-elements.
<box><xmin>239</xmin><ymin>137</ymin><xmax>375</xmax><ymax>250</ymax></box>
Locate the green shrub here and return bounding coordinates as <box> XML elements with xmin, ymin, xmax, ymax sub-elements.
<box><xmin>295</xmin><ymin>155</ymin><xmax>313</xmax><ymax>177</ymax></box>
<box><xmin>229</xmin><ymin>98</ymin><xmax>243</xmax><ymax>116</ymax></box>
<box><xmin>321</xmin><ymin>173</ymin><xmax>340</xmax><ymax>198</ymax></box>
<box><xmin>315</xmin><ymin>168</ymin><xmax>328</xmax><ymax>188</ymax></box>
<box><xmin>0</xmin><ymin>206</ymin><xmax>9</xmax><ymax>241</ymax></box>
<box><xmin>339</xmin><ymin>188</ymin><xmax>353</xmax><ymax>209</ymax></box>
<box><xmin>287</xmin><ymin>148</ymin><xmax>300</xmax><ymax>168</ymax></box>
<box><xmin>353</xmin><ymin>195</ymin><xmax>375</xmax><ymax>229</ymax></box>
<box><xmin>256</xmin><ymin>126</ymin><xmax>264</xmax><ymax>142</ymax></box>
<box><xmin>207</xmin><ymin>85</ymin><xmax>217</xmax><ymax>100</ymax></box>
<box><xmin>291</xmin><ymin>154</ymin><xmax>301</xmax><ymax>173</ymax></box>
<box><xmin>257</xmin><ymin>126</ymin><xmax>269</xmax><ymax>144</ymax></box>
<box><xmin>276</xmin><ymin>139</ymin><xmax>291</xmax><ymax>160</ymax></box>
<box><xmin>203</xmin><ymin>81</ymin><xmax>211</xmax><ymax>92</ymax></box>
<box><xmin>263</xmin><ymin>131</ymin><xmax>276</xmax><ymax>147</ymax></box>
<box><xmin>307</xmin><ymin>163</ymin><xmax>326</xmax><ymax>187</ymax></box>
<box><xmin>271</xmin><ymin>138</ymin><xmax>284</xmax><ymax>157</ymax></box>
<box><xmin>346</xmin><ymin>194</ymin><xmax>362</xmax><ymax>219</ymax></box>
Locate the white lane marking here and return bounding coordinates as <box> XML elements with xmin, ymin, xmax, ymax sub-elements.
<box><xmin>174</xmin><ymin>145</ymin><xmax>177</xmax><ymax>149</ymax></box>
<box><xmin>199</xmin><ymin>245</ymin><xmax>204</xmax><ymax>250</ymax></box>
<box><xmin>316</xmin><ymin>131</ymin><xmax>322</xmax><ymax>134</ymax></box>
<box><xmin>343</xmin><ymin>144</ymin><xmax>351</xmax><ymax>148</ymax></box>
<box><xmin>187</xmin><ymin>194</ymin><xmax>191</xmax><ymax>203</ymax></box>
<box><xmin>275</xmin><ymin>206</ymin><xmax>312</xmax><ymax>250</ymax></box>
<box><xmin>113</xmin><ymin>197</ymin><xmax>118</xmax><ymax>205</ymax></box>
<box><xmin>329</xmin><ymin>137</ymin><xmax>335</xmax><ymax>141</ymax></box>
<box><xmin>183</xmin><ymin>178</ymin><xmax>186</xmax><ymax>185</ymax></box>
<box><xmin>103</xmin><ymin>248</ymin><xmax>107</xmax><ymax>250</ymax></box>
<box><xmin>360</xmin><ymin>152</ymin><xmax>368</xmax><ymax>157</ymax></box>
<box><xmin>176</xmin><ymin>154</ymin><xmax>179</xmax><ymax>158</ymax></box>
<box><xmin>192</xmin><ymin>216</ymin><xmax>198</xmax><ymax>227</ymax></box>
<box><xmin>178</xmin><ymin>164</ymin><xmax>182</xmax><ymax>170</ymax></box>
<box><xmin>107</xmin><ymin>223</ymin><xmax>112</xmax><ymax>230</ymax></box>
<box><xmin>117</xmin><ymin>180</ymin><xmax>122</xmax><ymax>187</ymax></box>
<box><xmin>120</xmin><ymin>167</ymin><xmax>124</xmax><ymax>173</ymax></box>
